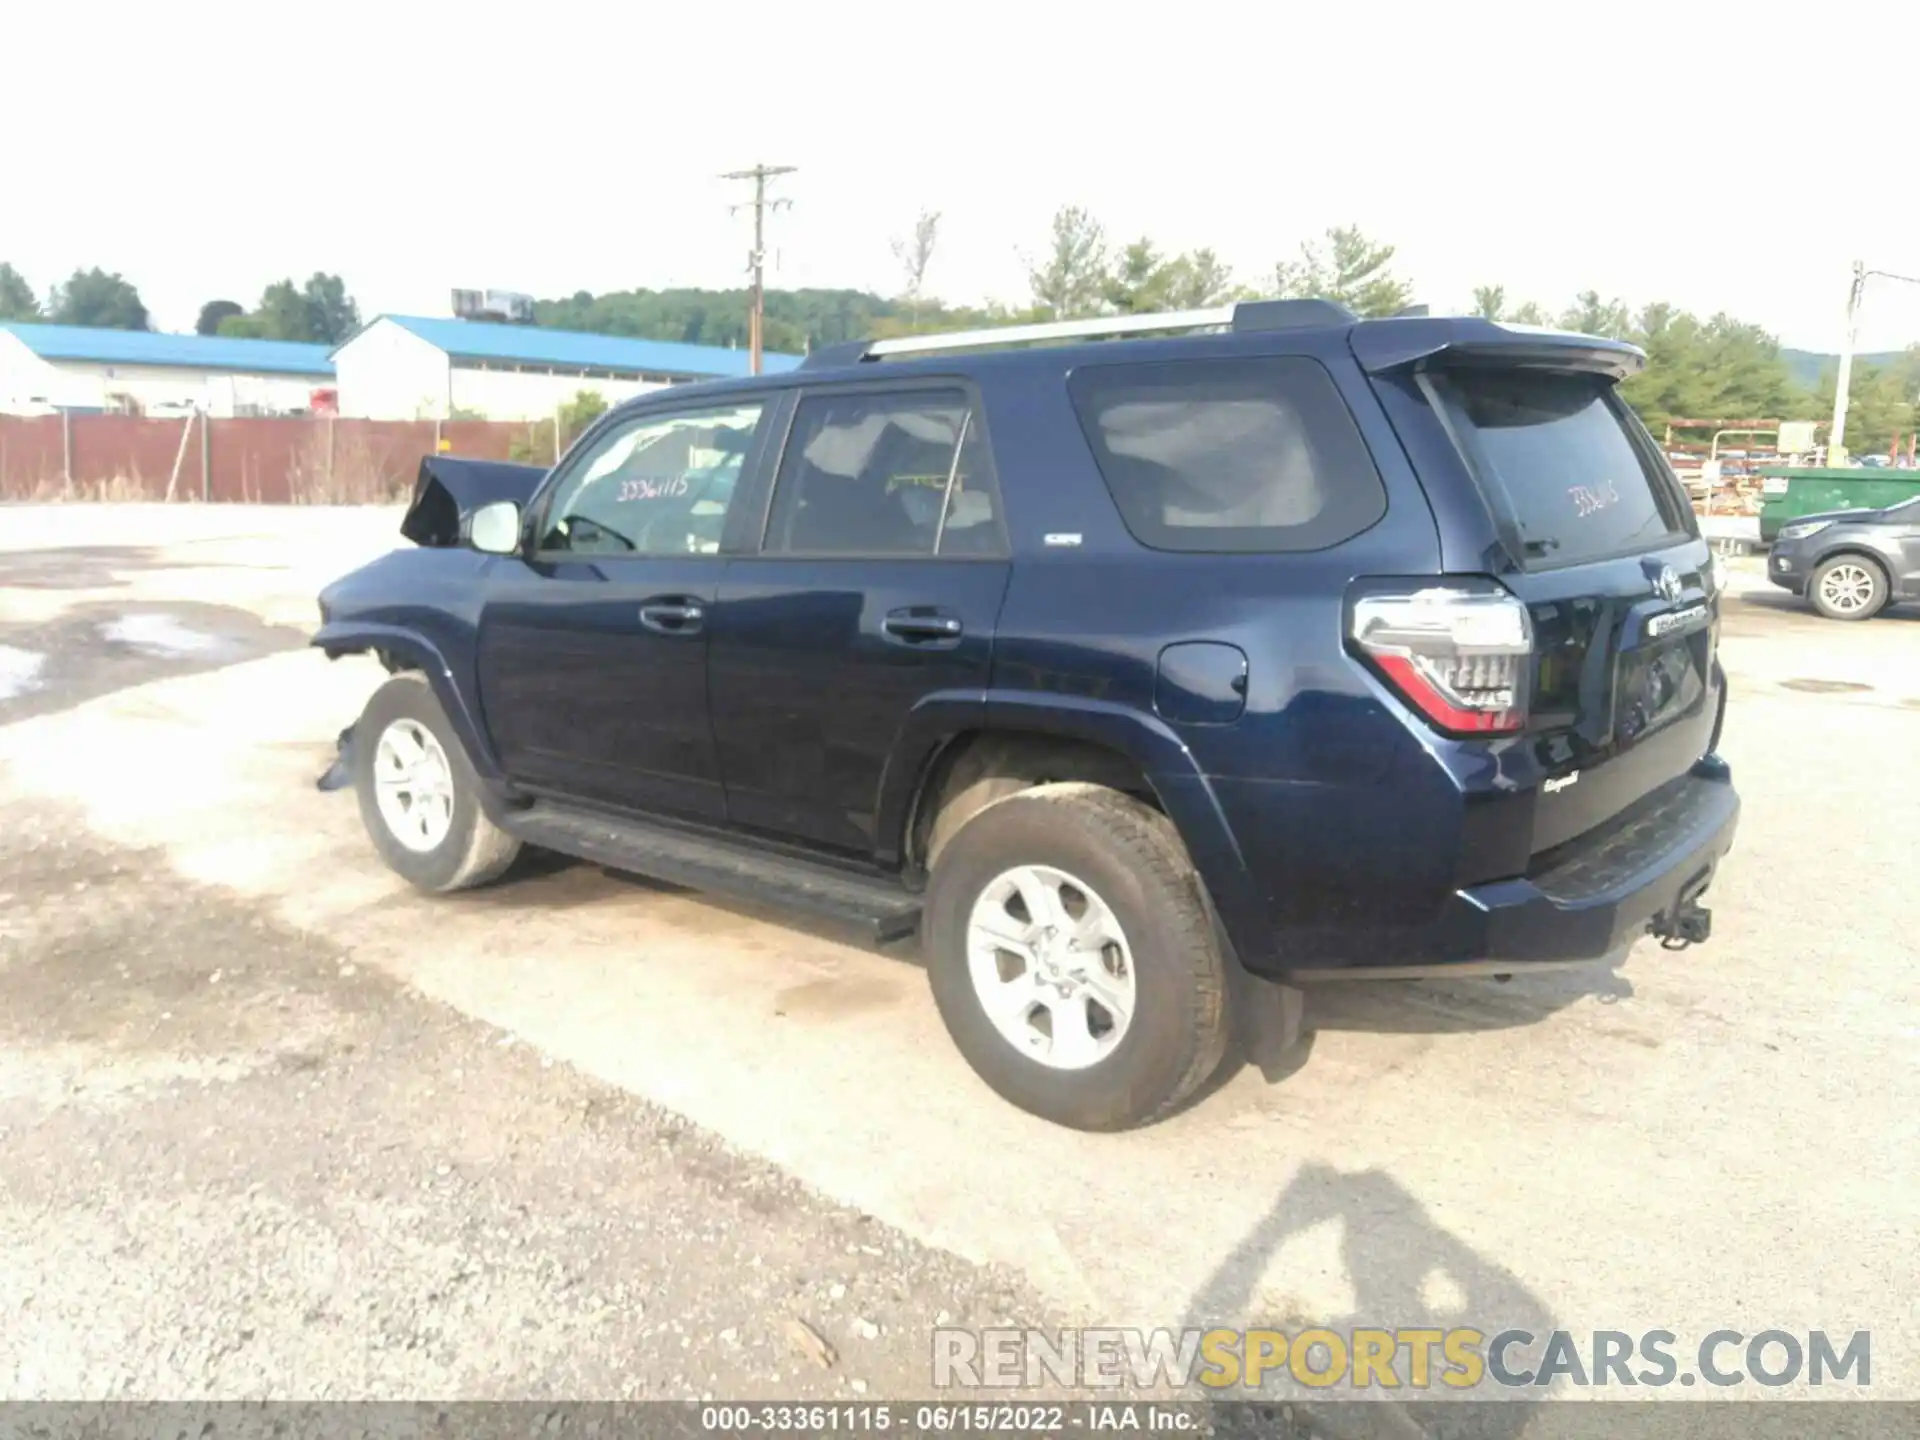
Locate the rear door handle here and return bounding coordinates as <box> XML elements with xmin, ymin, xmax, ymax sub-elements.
<box><xmin>882</xmin><ymin>609</ymin><xmax>964</xmax><ymax>644</ymax></box>
<box><xmin>638</xmin><ymin>597</ymin><xmax>705</xmax><ymax>635</ymax></box>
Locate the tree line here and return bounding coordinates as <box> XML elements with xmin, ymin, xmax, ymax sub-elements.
<box><xmin>6</xmin><ymin>209</ymin><xmax>1916</xmax><ymax>451</ymax></box>
<box><xmin>536</xmin><ymin>207</ymin><xmax>1920</xmax><ymax>452</ymax></box>
<box><xmin>0</xmin><ymin>263</ymin><xmax>361</xmax><ymax>345</ymax></box>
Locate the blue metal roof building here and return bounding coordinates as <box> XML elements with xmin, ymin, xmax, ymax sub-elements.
<box><xmin>360</xmin><ymin>315</ymin><xmax>802</xmax><ymax>379</ymax></box>
<box><xmin>0</xmin><ymin>323</ymin><xmax>335</xmax><ymax>376</ymax></box>
<box><xmin>330</xmin><ymin>315</ymin><xmax>803</xmax><ymax>420</ymax></box>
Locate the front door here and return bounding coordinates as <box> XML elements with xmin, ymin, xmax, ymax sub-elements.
<box><xmin>477</xmin><ymin>396</ymin><xmax>772</xmax><ymax>820</ymax></box>
<box><xmin>708</xmin><ymin>383</ymin><xmax>1011</xmax><ymax>854</ymax></box>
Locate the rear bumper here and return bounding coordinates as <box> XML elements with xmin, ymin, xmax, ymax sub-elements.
<box><xmin>1288</xmin><ymin>761</ymin><xmax>1739</xmax><ymax>979</ymax></box>
<box><xmin>1441</xmin><ymin>761</ymin><xmax>1738</xmax><ymax>966</ymax></box>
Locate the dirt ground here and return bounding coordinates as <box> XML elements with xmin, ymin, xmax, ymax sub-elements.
<box><xmin>1</xmin><ymin>504</ymin><xmax>1914</xmax><ymax>1420</ymax></box>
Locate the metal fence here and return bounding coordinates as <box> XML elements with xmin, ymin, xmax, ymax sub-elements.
<box><xmin>0</xmin><ymin>414</ymin><xmax>560</xmax><ymax>504</ymax></box>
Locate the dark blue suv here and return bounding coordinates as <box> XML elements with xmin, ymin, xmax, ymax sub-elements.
<box><xmin>314</xmin><ymin>299</ymin><xmax>1738</xmax><ymax>1130</ymax></box>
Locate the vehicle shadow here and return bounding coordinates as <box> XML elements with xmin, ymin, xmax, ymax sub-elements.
<box><xmin>1731</xmin><ymin>588</ymin><xmax>1920</xmax><ymax>624</ymax></box>
<box><xmin>1181</xmin><ymin>1162</ymin><xmax>1556</xmax><ymax>1437</ymax></box>
<box><xmin>1304</xmin><ymin>964</ymin><xmax>1633</xmax><ymax>1036</ymax></box>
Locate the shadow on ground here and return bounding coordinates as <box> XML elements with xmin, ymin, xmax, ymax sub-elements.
<box><xmin>1184</xmin><ymin>1163</ymin><xmax>1557</xmax><ymax>1437</ymax></box>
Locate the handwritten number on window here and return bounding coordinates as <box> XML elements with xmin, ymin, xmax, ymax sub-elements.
<box><xmin>617</xmin><ymin>477</ymin><xmax>690</xmax><ymax>503</ymax></box>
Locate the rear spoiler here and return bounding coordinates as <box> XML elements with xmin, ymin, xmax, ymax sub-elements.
<box><xmin>400</xmin><ymin>455</ymin><xmax>548</xmax><ymax>548</ymax></box>
<box><xmin>1348</xmin><ymin>316</ymin><xmax>1645</xmax><ymax>381</ymax></box>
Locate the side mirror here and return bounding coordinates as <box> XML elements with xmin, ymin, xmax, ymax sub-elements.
<box><xmin>467</xmin><ymin>500</ymin><xmax>523</xmax><ymax>556</ymax></box>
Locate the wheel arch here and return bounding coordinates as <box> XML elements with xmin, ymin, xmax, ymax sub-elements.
<box><xmin>313</xmin><ymin>621</ymin><xmax>505</xmax><ymax>782</ymax></box>
<box><xmin>877</xmin><ymin>693</ymin><xmax>1274</xmax><ymax>971</ymax></box>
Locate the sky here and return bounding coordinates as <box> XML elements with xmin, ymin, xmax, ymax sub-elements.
<box><xmin>6</xmin><ymin>0</ymin><xmax>1918</xmax><ymax>353</ymax></box>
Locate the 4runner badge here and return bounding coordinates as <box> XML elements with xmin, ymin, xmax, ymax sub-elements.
<box><xmin>1544</xmin><ymin>772</ymin><xmax>1580</xmax><ymax>794</ymax></box>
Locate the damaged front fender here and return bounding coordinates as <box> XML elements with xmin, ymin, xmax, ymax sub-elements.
<box><xmin>399</xmin><ymin>455</ymin><xmax>548</xmax><ymax>548</ymax></box>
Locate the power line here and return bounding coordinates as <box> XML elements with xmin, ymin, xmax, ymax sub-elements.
<box><xmin>721</xmin><ymin>164</ymin><xmax>796</xmax><ymax>375</ymax></box>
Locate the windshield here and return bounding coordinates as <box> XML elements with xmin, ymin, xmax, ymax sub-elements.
<box><xmin>1430</xmin><ymin>369</ymin><xmax>1689</xmax><ymax>567</ymax></box>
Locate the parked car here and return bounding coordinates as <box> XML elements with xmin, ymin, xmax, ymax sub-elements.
<box><xmin>312</xmin><ymin>303</ymin><xmax>1739</xmax><ymax>1130</ymax></box>
<box><xmin>1766</xmin><ymin>495</ymin><xmax>1920</xmax><ymax>619</ymax></box>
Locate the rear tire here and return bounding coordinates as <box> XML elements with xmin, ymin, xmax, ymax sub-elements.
<box><xmin>1808</xmin><ymin>555</ymin><xmax>1888</xmax><ymax>621</ymax></box>
<box><xmin>353</xmin><ymin>674</ymin><xmax>521</xmax><ymax>893</ymax></box>
<box><xmin>923</xmin><ymin>783</ymin><xmax>1229</xmax><ymax>1130</ymax></box>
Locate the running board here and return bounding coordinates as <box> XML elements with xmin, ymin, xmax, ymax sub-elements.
<box><xmin>500</xmin><ymin>802</ymin><xmax>923</xmax><ymax>944</ymax></box>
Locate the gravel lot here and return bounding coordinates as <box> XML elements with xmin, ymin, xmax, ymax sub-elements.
<box><xmin>0</xmin><ymin>505</ymin><xmax>1914</xmax><ymax>1422</ymax></box>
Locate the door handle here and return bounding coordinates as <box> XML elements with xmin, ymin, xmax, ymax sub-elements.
<box><xmin>638</xmin><ymin>598</ymin><xmax>704</xmax><ymax>634</ymax></box>
<box><xmin>882</xmin><ymin>609</ymin><xmax>964</xmax><ymax>644</ymax></box>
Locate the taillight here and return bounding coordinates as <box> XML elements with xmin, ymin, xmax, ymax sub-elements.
<box><xmin>1349</xmin><ymin>583</ymin><xmax>1532</xmax><ymax>734</ymax></box>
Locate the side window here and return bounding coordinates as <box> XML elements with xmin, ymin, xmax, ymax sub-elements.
<box><xmin>1067</xmin><ymin>357</ymin><xmax>1386</xmax><ymax>553</ymax></box>
<box><xmin>764</xmin><ymin>389</ymin><xmax>998</xmax><ymax>557</ymax></box>
<box><xmin>538</xmin><ymin>400</ymin><xmax>766</xmax><ymax>556</ymax></box>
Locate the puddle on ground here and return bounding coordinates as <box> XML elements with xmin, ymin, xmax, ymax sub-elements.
<box><xmin>98</xmin><ymin>613</ymin><xmax>240</xmax><ymax>659</ymax></box>
<box><xmin>1781</xmin><ymin>677</ymin><xmax>1874</xmax><ymax>695</ymax></box>
<box><xmin>0</xmin><ymin>646</ymin><xmax>46</xmax><ymax>701</ymax></box>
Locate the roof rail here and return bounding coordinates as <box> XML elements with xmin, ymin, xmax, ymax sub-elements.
<box><xmin>796</xmin><ymin>299</ymin><xmax>1360</xmax><ymax>369</ymax></box>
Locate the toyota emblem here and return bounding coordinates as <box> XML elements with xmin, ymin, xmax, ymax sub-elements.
<box><xmin>1653</xmin><ymin>566</ymin><xmax>1683</xmax><ymax>603</ymax></box>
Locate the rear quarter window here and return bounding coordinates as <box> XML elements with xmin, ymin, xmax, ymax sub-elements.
<box><xmin>1428</xmin><ymin>368</ymin><xmax>1689</xmax><ymax>567</ymax></box>
<box><xmin>1067</xmin><ymin>356</ymin><xmax>1387</xmax><ymax>553</ymax></box>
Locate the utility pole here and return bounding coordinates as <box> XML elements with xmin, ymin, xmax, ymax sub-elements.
<box><xmin>1828</xmin><ymin>261</ymin><xmax>1866</xmax><ymax>466</ymax></box>
<box><xmin>1827</xmin><ymin>263</ymin><xmax>1920</xmax><ymax>465</ymax></box>
<box><xmin>722</xmin><ymin>164</ymin><xmax>796</xmax><ymax>374</ymax></box>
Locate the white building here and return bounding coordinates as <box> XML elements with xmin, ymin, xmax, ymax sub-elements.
<box><xmin>0</xmin><ymin>324</ymin><xmax>334</xmax><ymax>416</ymax></box>
<box><xmin>330</xmin><ymin>315</ymin><xmax>802</xmax><ymax>421</ymax></box>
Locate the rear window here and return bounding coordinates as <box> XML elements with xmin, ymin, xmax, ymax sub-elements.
<box><xmin>1068</xmin><ymin>357</ymin><xmax>1387</xmax><ymax>553</ymax></box>
<box><xmin>1430</xmin><ymin>369</ymin><xmax>1687</xmax><ymax>567</ymax></box>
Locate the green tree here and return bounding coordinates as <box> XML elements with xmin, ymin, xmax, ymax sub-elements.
<box><xmin>1509</xmin><ymin>301</ymin><xmax>1551</xmax><ymax>325</ymax></box>
<box><xmin>0</xmin><ymin>263</ymin><xmax>39</xmax><ymax>321</ymax></box>
<box><xmin>1470</xmin><ymin>284</ymin><xmax>1506</xmax><ymax>320</ymax></box>
<box><xmin>47</xmin><ymin>268</ymin><xmax>148</xmax><ymax>329</ymax></box>
<box><xmin>302</xmin><ymin>272</ymin><xmax>360</xmax><ymax>344</ymax></box>
<box><xmin>1818</xmin><ymin>361</ymin><xmax>1916</xmax><ymax>456</ymax></box>
<box><xmin>1271</xmin><ymin>225</ymin><xmax>1412</xmax><ymax>318</ymax></box>
<box><xmin>195</xmin><ymin>299</ymin><xmax>244</xmax><ymax>335</ymax></box>
<box><xmin>1158</xmin><ymin>248</ymin><xmax>1238</xmax><ymax>309</ymax></box>
<box><xmin>244</xmin><ymin>273</ymin><xmax>361</xmax><ymax>342</ymax></box>
<box><xmin>557</xmin><ymin>389</ymin><xmax>609</xmax><ymax>448</ymax></box>
<box><xmin>1027</xmin><ymin>205</ymin><xmax>1109</xmax><ymax>319</ymax></box>
<box><xmin>1558</xmin><ymin>289</ymin><xmax>1632</xmax><ymax>339</ymax></box>
<box><xmin>1103</xmin><ymin>241</ymin><xmax>1239</xmax><ymax>314</ymax></box>
<box><xmin>216</xmin><ymin>314</ymin><xmax>269</xmax><ymax>339</ymax></box>
<box><xmin>255</xmin><ymin>280</ymin><xmax>313</xmax><ymax>340</ymax></box>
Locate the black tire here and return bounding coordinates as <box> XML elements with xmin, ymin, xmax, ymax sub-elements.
<box><xmin>352</xmin><ymin>673</ymin><xmax>522</xmax><ymax>893</ymax></box>
<box><xmin>1807</xmin><ymin>554</ymin><xmax>1889</xmax><ymax>621</ymax></box>
<box><xmin>922</xmin><ymin>782</ymin><xmax>1230</xmax><ymax>1131</ymax></box>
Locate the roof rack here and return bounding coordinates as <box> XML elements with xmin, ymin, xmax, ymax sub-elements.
<box><xmin>798</xmin><ymin>298</ymin><xmax>1359</xmax><ymax>369</ymax></box>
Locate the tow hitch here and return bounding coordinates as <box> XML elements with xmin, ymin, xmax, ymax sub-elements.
<box><xmin>1650</xmin><ymin>886</ymin><xmax>1713</xmax><ymax>950</ymax></box>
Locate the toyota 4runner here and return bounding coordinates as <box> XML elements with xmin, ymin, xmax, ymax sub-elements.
<box><xmin>314</xmin><ymin>300</ymin><xmax>1739</xmax><ymax>1130</ymax></box>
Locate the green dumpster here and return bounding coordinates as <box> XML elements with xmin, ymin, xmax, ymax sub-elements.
<box><xmin>1757</xmin><ymin>468</ymin><xmax>1920</xmax><ymax>543</ymax></box>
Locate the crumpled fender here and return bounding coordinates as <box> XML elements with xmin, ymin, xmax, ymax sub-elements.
<box><xmin>399</xmin><ymin>455</ymin><xmax>548</xmax><ymax>548</ymax></box>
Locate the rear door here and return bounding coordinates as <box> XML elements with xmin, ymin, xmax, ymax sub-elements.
<box><xmin>1419</xmin><ymin>365</ymin><xmax>1720</xmax><ymax>852</ymax></box>
<box><xmin>707</xmin><ymin>381</ymin><xmax>1010</xmax><ymax>855</ymax></box>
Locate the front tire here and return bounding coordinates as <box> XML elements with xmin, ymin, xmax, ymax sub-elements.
<box><xmin>1808</xmin><ymin>555</ymin><xmax>1888</xmax><ymax>621</ymax></box>
<box><xmin>352</xmin><ymin>673</ymin><xmax>521</xmax><ymax>893</ymax></box>
<box><xmin>923</xmin><ymin>783</ymin><xmax>1229</xmax><ymax>1130</ymax></box>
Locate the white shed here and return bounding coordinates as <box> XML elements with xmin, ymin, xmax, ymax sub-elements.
<box><xmin>331</xmin><ymin>315</ymin><xmax>801</xmax><ymax>421</ymax></box>
<box><xmin>0</xmin><ymin>324</ymin><xmax>334</xmax><ymax>416</ymax></box>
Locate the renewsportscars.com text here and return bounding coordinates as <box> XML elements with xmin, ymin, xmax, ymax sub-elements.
<box><xmin>932</xmin><ymin>1327</ymin><xmax>1872</xmax><ymax>1391</ymax></box>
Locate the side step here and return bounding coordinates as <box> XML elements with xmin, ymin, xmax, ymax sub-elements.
<box><xmin>500</xmin><ymin>802</ymin><xmax>923</xmax><ymax>944</ymax></box>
